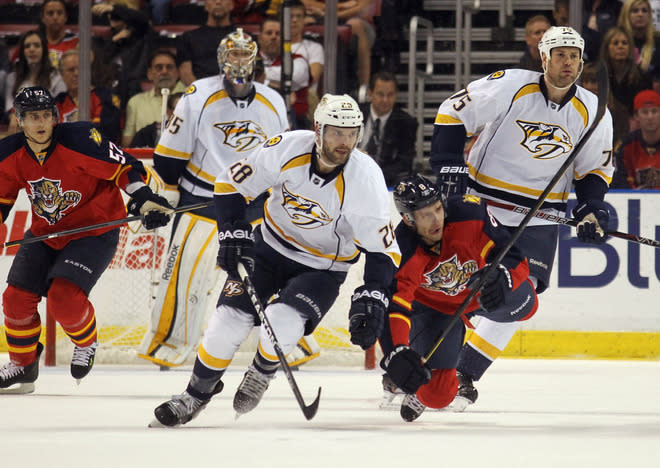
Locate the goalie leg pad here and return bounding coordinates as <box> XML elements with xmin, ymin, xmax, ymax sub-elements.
<box><xmin>287</xmin><ymin>334</ymin><xmax>321</xmax><ymax>367</ymax></box>
<box><xmin>138</xmin><ymin>213</ymin><xmax>221</xmax><ymax>367</ymax></box>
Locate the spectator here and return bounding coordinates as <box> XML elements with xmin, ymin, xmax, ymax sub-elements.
<box><xmin>302</xmin><ymin>0</ymin><xmax>378</xmax><ymax>101</ymax></box>
<box><xmin>289</xmin><ymin>0</ymin><xmax>323</xmax><ymax>90</ymax></box>
<box><xmin>601</xmin><ymin>26</ymin><xmax>653</xmax><ymax>145</ymax></box>
<box><xmin>0</xmin><ymin>39</ymin><xmax>9</xmax><ymax>124</ymax></box>
<box><xmin>613</xmin><ymin>89</ymin><xmax>660</xmax><ymax>188</ymax></box>
<box><xmin>580</xmin><ymin>61</ymin><xmax>601</xmax><ymax>96</ymax></box>
<box><xmin>5</xmin><ymin>30</ymin><xmax>66</xmax><ymax>134</ymax></box>
<box><xmin>91</xmin><ymin>1</ymin><xmax>155</xmax><ymax>110</ymax></box>
<box><xmin>618</xmin><ymin>0</ymin><xmax>660</xmax><ymax>89</ymax></box>
<box><xmin>359</xmin><ymin>71</ymin><xmax>417</xmax><ymax>187</ymax></box>
<box><xmin>258</xmin><ymin>16</ymin><xmax>311</xmax><ymax>129</ymax></box>
<box><xmin>518</xmin><ymin>15</ymin><xmax>551</xmax><ymax>72</ymax></box>
<box><xmin>39</xmin><ymin>0</ymin><xmax>79</xmax><ymax>69</ymax></box>
<box><xmin>54</xmin><ymin>49</ymin><xmax>121</xmax><ymax>143</ymax></box>
<box><xmin>122</xmin><ymin>49</ymin><xmax>187</xmax><ymax>146</ymax></box>
<box><xmin>553</xmin><ymin>0</ymin><xmax>570</xmax><ymax>26</ymax></box>
<box><xmin>130</xmin><ymin>92</ymin><xmax>182</xmax><ymax>147</ymax></box>
<box><xmin>583</xmin><ymin>0</ymin><xmax>623</xmax><ymax>62</ymax></box>
<box><xmin>177</xmin><ymin>0</ymin><xmax>235</xmax><ymax>86</ymax></box>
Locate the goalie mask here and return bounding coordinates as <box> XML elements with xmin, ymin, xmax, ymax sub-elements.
<box><xmin>313</xmin><ymin>94</ymin><xmax>364</xmax><ymax>152</ymax></box>
<box><xmin>394</xmin><ymin>174</ymin><xmax>445</xmax><ymax>225</ymax></box>
<box><xmin>217</xmin><ymin>28</ymin><xmax>258</xmax><ymax>86</ymax></box>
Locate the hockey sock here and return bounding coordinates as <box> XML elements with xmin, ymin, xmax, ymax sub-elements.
<box><xmin>186</xmin><ymin>357</ymin><xmax>225</xmax><ymax>400</ymax></box>
<box><xmin>416</xmin><ymin>368</ymin><xmax>459</xmax><ymax>409</ymax></box>
<box><xmin>47</xmin><ymin>278</ymin><xmax>98</xmax><ymax>348</ymax></box>
<box><xmin>2</xmin><ymin>285</ymin><xmax>42</xmax><ymax>366</ymax></box>
<box><xmin>253</xmin><ymin>343</ymin><xmax>280</xmax><ymax>376</ymax></box>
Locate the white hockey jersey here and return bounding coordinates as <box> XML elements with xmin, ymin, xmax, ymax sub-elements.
<box><xmin>434</xmin><ymin>68</ymin><xmax>614</xmax><ymax>226</ymax></box>
<box><xmin>155</xmin><ymin>77</ymin><xmax>289</xmax><ymax>198</ymax></box>
<box><xmin>214</xmin><ymin>130</ymin><xmax>401</xmax><ymax>272</ymax></box>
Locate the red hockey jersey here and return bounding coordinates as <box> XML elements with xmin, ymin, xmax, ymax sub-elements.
<box><xmin>0</xmin><ymin>122</ymin><xmax>146</xmax><ymax>249</ymax></box>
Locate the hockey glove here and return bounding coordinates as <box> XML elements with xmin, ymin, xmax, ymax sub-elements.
<box><xmin>127</xmin><ymin>186</ymin><xmax>174</xmax><ymax>230</ymax></box>
<box><xmin>348</xmin><ymin>285</ymin><xmax>389</xmax><ymax>350</ymax></box>
<box><xmin>435</xmin><ymin>160</ymin><xmax>469</xmax><ymax>197</ymax></box>
<box><xmin>217</xmin><ymin>220</ymin><xmax>255</xmax><ymax>276</ymax></box>
<box><xmin>467</xmin><ymin>264</ymin><xmax>512</xmax><ymax>312</ymax></box>
<box><xmin>380</xmin><ymin>345</ymin><xmax>431</xmax><ymax>394</ymax></box>
<box><xmin>572</xmin><ymin>200</ymin><xmax>609</xmax><ymax>244</ymax></box>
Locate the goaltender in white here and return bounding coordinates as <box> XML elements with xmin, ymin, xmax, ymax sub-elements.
<box><xmin>151</xmin><ymin>94</ymin><xmax>401</xmax><ymax>426</ymax></box>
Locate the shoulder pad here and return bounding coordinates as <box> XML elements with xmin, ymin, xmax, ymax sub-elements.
<box><xmin>444</xmin><ymin>194</ymin><xmax>487</xmax><ymax>223</ymax></box>
<box><xmin>0</xmin><ymin>133</ymin><xmax>25</xmax><ymax>163</ymax></box>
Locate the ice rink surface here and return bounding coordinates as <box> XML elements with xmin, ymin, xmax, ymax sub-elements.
<box><xmin>1</xmin><ymin>358</ymin><xmax>659</xmax><ymax>468</ymax></box>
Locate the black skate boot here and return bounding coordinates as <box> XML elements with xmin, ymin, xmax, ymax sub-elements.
<box><xmin>400</xmin><ymin>393</ymin><xmax>426</xmax><ymax>422</ymax></box>
<box><xmin>152</xmin><ymin>381</ymin><xmax>224</xmax><ymax>427</ymax></box>
<box><xmin>233</xmin><ymin>365</ymin><xmax>274</xmax><ymax>415</ymax></box>
<box><xmin>0</xmin><ymin>342</ymin><xmax>44</xmax><ymax>394</ymax></box>
<box><xmin>71</xmin><ymin>341</ymin><xmax>98</xmax><ymax>381</ymax></box>
<box><xmin>380</xmin><ymin>373</ymin><xmax>405</xmax><ymax>410</ymax></box>
<box><xmin>449</xmin><ymin>371</ymin><xmax>478</xmax><ymax>412</ymax></box>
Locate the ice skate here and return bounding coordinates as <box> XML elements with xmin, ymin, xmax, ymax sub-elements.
<box><xmin>448</xmin><ymin>371</ymin><xmax>478</xmax><ymax>412</ymax></box>
<box><xmin>400</xmin><ymin>393</ymin><xmax>426</xmax><ymax>422</ymax></box>
<box><xmin>233</xmin><ymin>365</ymin><xmax>274</xmax><ymax>416</ymax></box>
<box><xmin>70</xmin><ymin>341</ymin><xmax>98</xmax><ymax>382</ymax></box>
<box><xmin>150</xmin><ymin>381</ymin><xmax>224</xmax><ymax>427</ymax></box>
<box><xmin>379</xmin><ymin>373</ymin><xmax>405</xmax><ymax>410</ymax></box>
<box><xmin>0</xmin><ymin>342</ymin><xmax>43</xmax><ymax>394</ymax></box>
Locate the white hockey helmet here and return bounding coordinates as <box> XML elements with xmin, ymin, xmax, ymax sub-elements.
<box><xmin>217</xmin><ymin>28</ymin><xmax>258</xmax><ymax>85</ymax></box>
<box><xmin>314</xmin><ymin>94</ymin><xmax>364</xmax><ymax>149</ymax></box>
<box><xmin>538</xmin><ymin>26</ymin><xmax>585</xmax><ymax>60</ymax></box>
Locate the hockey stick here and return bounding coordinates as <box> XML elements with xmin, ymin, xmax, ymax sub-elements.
<box><xmin>422</xmin><ymin>61</ymin><xmax>610</xmax><ymax>364</ymax></box>
<box><xmin>237</xmin><ymin>262</ymin><xmax>321</xmax><ymax>420</ymax></box>
<box><xmin>3</xmin><ymin>200</ymin><xmax>213</xmax><ymax>248</ymax></box>
<box><xmin>487</xmin><ymin>200</ymin><xmax>660</xmax><ymax>248</ymax></box>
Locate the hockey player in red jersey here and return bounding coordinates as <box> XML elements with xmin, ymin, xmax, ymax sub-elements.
<box><xmin>0</xmin><ymin>87</ymin><xmax>174</xmax><ymax>394</ymax></box>
<box><xmin>380</xmin><ymin>175</ymin><xmax>538</xmax><ymax>421</ymax></box>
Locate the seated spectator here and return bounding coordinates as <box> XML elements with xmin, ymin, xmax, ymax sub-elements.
<box><xmin>5</xmin><ymin>30</ymin><xmax>66</xmax><ymax>134</ymax></box>
<box><xmin>258</xmin><ymin>16</ymin><xmax>310</xmax><ymax>129</ymax></box>
<box><xmin>54</xmin><ymin>49</ymin><xmax>121</xmax><ymax>143</ymax></box>
<box><xmin>618</xmin><ymin>0</ymin><xmax>660</xmax><ymax>89</ymax></box>
<box><xmin>580</xmin><ymin>61</ymin><xmax>600</xmax><ymax>96</ymax></box>
<box><xmin>518</xmin><ymin>15</ymin><xmax>551</xmax><ymax>72</ymax></box>
<box><xmin>302</xmin><ymin>0</ymin><xmax>378</xmax><ymax>101</ymax></box>
<box><xmin>613</xmin><ymin>89</ymin><xmax>660</xmax><ymax>188</ymax></box>
<box><xmin>359</xmin><ymin>71</ymin><xmax>417</xmax><ymax>187</ymax></box>
<box><xmin>131</xmin><ymin>92</ymin><xmax>182</xmax><ymax>147</ymax></box>
<box><xmin>583</xmin><ymin>0</ymin><xmax>623</xmax><ymax>62</ymax></box>
<box><xmin>122</xmin><ymin>49</ymin><xmax>187</xmax><ymax>146</ymax></box>
<box><xmin>91</xmin><ymin>1</ymin><xmax>155</xmax><ymax>110</ymax></box>
<box><xmin>601</xmin><ymin>26</ymin><xmax>653</xmax><ymax>145</ymax></box>
<box><xmin>39</xmin><ymin>0</ymin><xmax>79</xmax><ymax>69</ymax></box>
<box><xmin>177</xmin><ymin>0</ymin><xmax>235</xmax><ymax>86</ymax></box>
<box><xmin>552</xmin><ymin>0</ymin><xmax>570</xmax><ymax>26</ymax></box>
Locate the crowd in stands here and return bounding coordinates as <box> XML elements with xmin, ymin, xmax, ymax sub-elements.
<box><xmin>515</xmin><ymin>0</ymin><xmax>660</xmax><ymax>189</ymax></box>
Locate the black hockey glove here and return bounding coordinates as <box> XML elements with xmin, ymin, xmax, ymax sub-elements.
<box><xmin>127</xmin><ymin>186</ymin><xmax>174</xmax><ymax>230</ymax></box>
<box><xmin>348</xmin><ymin>285</ymin><xmax>389</xmax><ymax>350</ymax></box>
<box><xmin>380</xmin><ymin>345</ymin><xmax>431</xmax><ymax>394</ymax></box>
<box><xmin>468</xmin><ymin>264</ymin><xmax>513</xmax><ymax>312</ymax></box>
<box><xmin>435</xmin><ymin>160</ymin><xmax>469</xmax><ymax>197</ymax></box>
<box><xmin>217</xmin><ymin>220</ymin><xmax>255</xmax><ymax>276</ymax></box>
<box><xmin>572</xmin><ymin>200</ymin><xmax>609</xmax><ymax>244</ymax></box>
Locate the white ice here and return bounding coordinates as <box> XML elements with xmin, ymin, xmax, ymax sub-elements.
<box><xmin>1</xmin><ymin>358</ymin><xmax>659</xmax><ymax>468</ymax></box>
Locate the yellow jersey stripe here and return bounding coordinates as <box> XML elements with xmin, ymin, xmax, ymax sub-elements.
<box><xmin>435</xmin><ymin>114</ymin><xmax>463</xmax><ymax>125</ymax></box>
<box><xmin>214</xmin><ymin>182</ymin><xmax>239</xmax><ymax>194</ymax></box>
<box><xmin>512</xmin><ymin>83</ymin><xmax>541</xmax><ymax>102</ymax></box>
<box><xmin>570</xmin><ymin>96</ymin><xmax>589</xmax><ymax>128</ymax></box>
<box><xmin>186</xmin><ymin>161</ymin><xmax>216</xmax><ymax>183</ymax></box>
<box><xmin>480</xmin><ymin>240</ymin><xmax>494</xmax><ymax>261</ymax></box>
<box><xmin>155</xmin><ymin>144</ymin><xmax>192</xmax><ymax>160</ymax></box>
<box><xmin>282</xmin><ymin>153</ymin><xmax>312</xmax><ymax>171</ymax></box>
<box><xmin>467</xmin><ymin>331</ymin><xmax>504</xmax><ymax>360</ymax></box>
<box><xmin>468</xmin><ymin>162</ymin><xmax>570</xmax><ymax>201</ymax></box>
<box><xmin>390</xmin><ymin>312</ymin><xmax>412</xmax><ymax>327</ymax></box>
<box><xmin>255</xmin><ymin>93</ymin><xmax>278</xmax><ymax>114</ymax></box>
<box><xmin>392</xmin><ymin>295</ymin><xmax>412</xmax><ymax>311</ymax></box>
<box><xmin>203</xmin><ymin>89</ymin><xmax>229</xmax><ymax>109</ymax></box>
<box><xmin>198</xmin><ymin>344</ymin><xmax>232</xmax><ymax>370</ymax></box>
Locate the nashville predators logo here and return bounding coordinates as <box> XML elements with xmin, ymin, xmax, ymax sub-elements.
<box><xmin>214</xmin><ymin>121</ymin><xmax>267</xmax><ymax>152</ymax></box>
<box><xmin>516</xmin><ymin>120</ymin><xmax>573</xmax><ymax>159</ymax></box>
<box><xmin>281</xmin><ymin>183</ymin><xmax>333</xmax><ymax>229</ymax></box>
<box><xmin>423</xmin><ymin>254</ymin><xmax>478</xmax><ymax>296</ymax></box>
<box><xmin>27</xmin><ymin>178</ymin><xmax>82</xmax><ymax>225</ymax></box>
<box><xmin>223</xmin><ymin>280</ymin><xmax>244</xmax><ymax>297</ymax></box>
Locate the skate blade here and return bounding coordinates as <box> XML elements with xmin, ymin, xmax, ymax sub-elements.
<box><xmin>379</xmin><ymin>395</ymin><xmax>404</xmax><ymax>410</ymax></box>
<box><xmin>148</xmin><ymin>419</ymin><xmax>170</xmax><ymax>428</ymax></box>
<box><xmin>445</xmin><ymin>396</ymin><xmax>473</xmax><ymax>412</ymax></box>
<box><xmin>0</xmin><ymin>382</ymin><xmax>35</xmax><ymax>394</ymax></box>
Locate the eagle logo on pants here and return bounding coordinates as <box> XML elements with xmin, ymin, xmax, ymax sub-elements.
<box><xmin>516</xmin><ymin>120</ymin><xmax>573</xmax><ymax>159</ymax></box>
<box><xmin>27</xmin><ymin>177</ymin><xmax>82</xmax><ymax>225</ymax></box>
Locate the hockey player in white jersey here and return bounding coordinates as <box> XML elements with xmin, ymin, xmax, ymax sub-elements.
<box><xmin>429</xmin><ymin>26</ymin><xmax>614</xmax><ymax>410</ymax></box>
<box><xmin>138</xmin><ymin>28</ymin><xmax>299</xmax><ymax>368</ymax></box>
<box><xmin>152</xmin><ymin>94</ymin><xmax>401</xmax><ymax>426</ymax></box>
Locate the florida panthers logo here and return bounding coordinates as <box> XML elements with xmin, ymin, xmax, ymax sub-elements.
<box><xmin>516</xmin><ymin>120</ymin><xmax>573</xmax><ymax>159</ymax></box>
<box><xmin>27</xmin><ymin>178</ymin><xmax>81</xmax><ymax>225</ymax></box>
<box><xmin>214</xmin><ymin>121</ymin><xmax>267</xmax><ymax>152</ymax></box>
<box><xmin>423</xmin><ymin>254</ymin><xmax>478</xmax><ymax>296</ymax></box>
<box><xmin>281</xmin><ymin>184</ymin><xmax>333</xmax><ymax>229</ymax></box>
